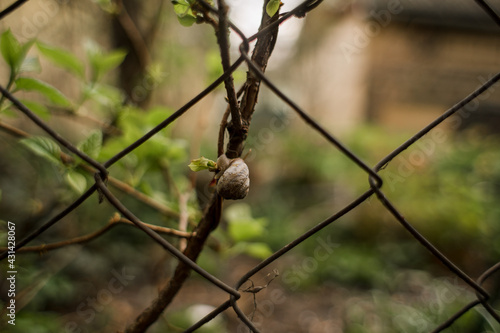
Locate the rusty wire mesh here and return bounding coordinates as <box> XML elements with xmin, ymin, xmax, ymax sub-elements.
<box><xmin>1</xmin><ymin>0</ymin><xmax>500</xmax><ymax>332</ymax></box>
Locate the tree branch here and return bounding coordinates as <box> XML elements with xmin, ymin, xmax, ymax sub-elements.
<box><xmin>0</xmin><ymin>214</ymin><xmax>193</xmax><ymax>254</ymax></box>
<box><xmin>216</xmin><ymin>0</ymin><xmax>241</xmax><ymax>140</ymax></box>
<box><xmin>123</xmin><ymin>1</ymin><xmax>281</xmax><ymax>332</ymax></box>
<box><xmin>225</xmin><ymin>1</ymin><xmax>280</xmax><ymax>158</ymax></box>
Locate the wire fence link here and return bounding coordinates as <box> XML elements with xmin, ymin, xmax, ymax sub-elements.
<box><xmin>1</xmin><ymin>0</ymin><xmax>499</xmax><ymax>332</ymax></box>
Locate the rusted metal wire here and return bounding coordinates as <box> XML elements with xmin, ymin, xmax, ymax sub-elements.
<box><xmin>0</xmin><ymin>0</ymin><xmax>499</xmax><ymax>332</ymax></box>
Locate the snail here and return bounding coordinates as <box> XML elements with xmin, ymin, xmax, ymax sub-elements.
<box><xmin>214</xmin><ymin>154</ymin><xmax>250</xmax><ymax>200</ymax></box>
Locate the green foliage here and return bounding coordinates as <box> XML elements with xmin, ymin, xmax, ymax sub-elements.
<box><xmin>77</xmin><ymin>130</ymin><xmax>103</xmax><ymax>160</ymax></box>
<box><xmin>84</xmin><ymin>39</ymin><xmax>127</xmax><ymax>83</ymax></box>
<box><xmin>172</xmin><ymin>0</ymin><xmax>198</xmax><ymax>27</ymax></box>
<box><xmin>91</xmin><ymin>0</ymin><xmax>119</xmax><ymax>14</ymax></box>
<box><xmin>14</xmin><ymin>77</ymin><xmax>72</xmax><ymax>107</ymax></box>
<box><xmin>19</xmin><ymin>136</ymin><xmax>62</xmax><ymax>166</ymax></box>
<box><xmin>20</xmin><ymin>100</ymin><xmax>50</xmax><ymax>119</ymax></box>
<box><xmin>0</xmin><ymin>30</ymin><xmax>34</xmax><ymax>76</ymax></box>
<box><xmin>36</xmin><ymin>42</ymin><xmax>85</xmax><ymax>78</ymax></box>
<box><xmin>266</xmin><ymin>0</ymin><xmax>282</xmax><ymax>18</ymax></box>
<box><xmin>0</xmin><ymin>30</ymin><xmax>129</xmax><ymax>201</ymax></box>
<box><xmin>171</xmin><ymin>0</ymin><xmax>214</xmax><ymax>27</ymax></box>
<box><xmin>224</xmin><ymin>203</ymin><xmax>273</xmax><ymax>259</ymax></box>
<box><xmin>188</xmin><ymin>156</ymin><xmax>217</xmax><ymax>172</ymax></box>
<box><xmin>64</xmin><ymin>169</ymin><xmax>88</xmax><ymax>194</ymax></box>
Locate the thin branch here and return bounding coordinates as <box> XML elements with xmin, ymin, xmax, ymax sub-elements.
<box><xmin>0</xmin><ymin>120</ymin><xmax>30</xmax><ymax>138</ymax></box>
<box><xmin>0</xmin><ymin>214</ymin><xmax>193</xmax><ymax>254</ymax></box>
<box><xmin>216</xmin><ymin>0</ymin><xmax>241</xmax><ymax>138</ymax></box>
<box><xmin>217</xmin><ymin>104</ymin><xmax>231</xmax><ymax>156</ymax></box>
<box><xmin>106</xmin><ymin>174</ymin><xmax>182</xmax><ymax>219</ymax></box>
<box><xmin>178</xmin><ymin>193</ymin><xmax>190</xmax><ymax>252</ymax></box>
<box><xmin>114</xmin><ymin>0</ymin><xmax>152</xmax><ymax>70</ymax></box>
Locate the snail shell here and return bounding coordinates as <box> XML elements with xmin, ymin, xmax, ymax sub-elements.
<box><xmin>216</xmin><ymin>155</ymin><xmax>250</xmax><ymax>200</ymax></box>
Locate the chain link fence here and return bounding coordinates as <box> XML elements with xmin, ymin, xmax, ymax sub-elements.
<box><xmin>0</xmin><ymin>0</ymin><xmax>499</xmax><ymax>332</ymax></box>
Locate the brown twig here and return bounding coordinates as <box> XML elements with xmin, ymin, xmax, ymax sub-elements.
<box><xmin>178</xmin><ymin>193</ymin><xmax>190</xmax><ymax>252</ymax></box>
<box><xmin>216</xmin><ymin>0</ymin><xmax>241</xmax><ymax>140</ymax></box>
<box><xmin>0</xmin><ymin>120</ymin><xmax>29</xmax><ymax>138</ymax></box>
<box><xmin>0</xmin><ymin>214</ymin><xmax>193</xmax><ymax>254</ymax></box>
<box><xmin>217</xmin><ymin>104</ymin><xmax>231</xmax><ymax>156</ymax></box>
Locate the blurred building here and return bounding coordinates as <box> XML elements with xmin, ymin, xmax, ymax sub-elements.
<box><xmin>285</xmin><ymin>0</ymin><xmax>500</xmax><ymax>133</ymax></box>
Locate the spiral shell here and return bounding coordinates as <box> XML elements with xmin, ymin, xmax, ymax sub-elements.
<box><xmin>216</xmin><ymin>156</ymin><xmax>250</xmax><ymax>200</ymax></box>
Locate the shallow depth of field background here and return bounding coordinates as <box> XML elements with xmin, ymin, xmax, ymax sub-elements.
<box><xmin>0</xmin><ymin>0</ymin><xmax>500</xmax><ymax>332</ymax></box>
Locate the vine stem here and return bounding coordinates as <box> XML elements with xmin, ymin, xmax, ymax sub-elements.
<box><xmin>123</xmin><ymin>1</ymin><xmax>280</xmax><ymax>332</ymax></box>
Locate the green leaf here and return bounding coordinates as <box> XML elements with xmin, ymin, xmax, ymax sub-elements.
<box><xmin>91</xmin><ymin>0</ymin><xmax>119</xmax><ymax>14</ymax></box>
<box><xmin>95</xmin><ymin>50</ymin><xmax>127</xmax><ymax>74</ymax></box>
<box><xmin>64</xmin><ymin>170</ymin><xmax>87</xmax><ymax>194</ymax></box>
<box><xmin>243</xmin><ymin>242</ymin><xmax>273</xmax><ymax>259</ymax></box>
<box><xmin>36</xmin><ymin>42</ymin><xmax>85</xmax><ymax>77</ymax></box>
<box><xmin>226</xmin><ymin>203</ymin><xmax>268</xmax><ymax>242</ymax></box>
<box><xmin>1</xmin><ymin>30</ymin><xmax>21</xmax><ymax>70</ymax></box>
<box><xmin>20</xmin><ymin>56</ymin><xmax>41</xmax><ymax>74</ymax></box>
<box><xmin>20</xmin><ymin>136</ymin><xmax>61</xmax><ymax>165</ymax></box>
<box><xmin>85</xmin><ymin>40</ymin><xmax>127</xmax><ymax>82</ymax></box>
<box><xmin>0</xmin><ymin>30</ymin><xmax>35</xmax><ymax>78</ymax></box>
<box><xmin>266</xmin><ymin>0</ymin><xmax>281</xmax><ymax>17</ymax></box>
<box><xmin>14</xmin><ymin>77</ymin><xmax>72</xmax><ymax>107</ymax></box>
<box><xmin>83</xmin><ymin>83</ymin><xmax>124</xmax><ymax>107</ymax></box>
<box><xmin>227</xmin><ymin>242</ymin><xmax>273</xmax><ymax>260</ymax></box>
<box><xmin>188</xmin><ymin>157</ymin><xmax>217</xmax><ymax>172</ymax></box>
<box><xmin>172</xmin><ymin>0</ymin><xmax>197</xmax><ymax>27</ymax></box>
<box><xmin>144</xmin><ymin>106</ymin><xmax>173</xmax><ymax>126</ymax></box>
<box><xmin>20</xmin><ymin>100</ymin><xmax>51</xmax><ymax>120</ymax></box>
<box><xmin>77</xmin><ymin>130</ymin><xmax>102</xmax><ymax>159</ymax></box>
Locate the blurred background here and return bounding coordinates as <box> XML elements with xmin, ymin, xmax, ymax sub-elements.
<box><xmin>0</xmin><ymin>0</ymin><xmax>500</xmax><ymax>332</ymax></box>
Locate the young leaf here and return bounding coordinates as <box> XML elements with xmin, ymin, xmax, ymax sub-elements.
<box><xmin>91</xmin><ymin>0</ymin><xmax>119</xmax><ymax>14</ymax></box>
<box><xmin>15</xmin><ymin>77</ymin><xmax>72</xmax><ymax>107</ymax></box>
<box><xmin>0</xmin><ymin>30</ymin><xmax>21</xmax><ymax>70</ymax></box>
<box><xmin>96</xmin><ymin>50</ymin><xmax>127</xmax><ymax>73</ymax></box>
<box><xmin>226</xmin><ymin>203</ymin><xmax>268</xmax><ymax>242</ymax></box>
<box><xmin>86</xmin><ymin>40</ymin><xmax>127</xmax><ymax>82</ymax></box>
<box><xmin>266</xmin><ymin>0</ymin><xmax>282</xmax><ymax>17</ymax></box>
<box><xmin>83</xmin><ymin>82</ymin><xmax>124</xmax><ymax>108</ymax></box>
<box><xmin>188</xmin><ymin>157</ymin><xmax>217</xmax><ymax>172</ymax></box>
<box><xmin>36</xmin><ymin>42</ymin><xmax>85</xmax><ymax>77</ymax></box>
<box><xmin>172</xmin><ymin>0</ymin><xmax>197</xmax><ymax>27</ymax></box>
<box><xmin>0</xmin><ymin>30</ymin><xmax>35</xmax><ymax>75</ymax></box>
<box><xmin>77</xmin><ymin>130</ymin><xmax>102</xmax><ymax>159</ymax></box>
<box><xmin>20</xmin><ymin>56</ymin><xmax>42</xmax><ymax>74</ymax></box>
<box><xmin>64</xmin><ymin>170</ymin><xmax>87</xmax><ymax>194</ymax></box>
<box><xmin>20</xmin><ymin>136</ymin><xmax>61</xmax><ymax>165</ymax></box>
